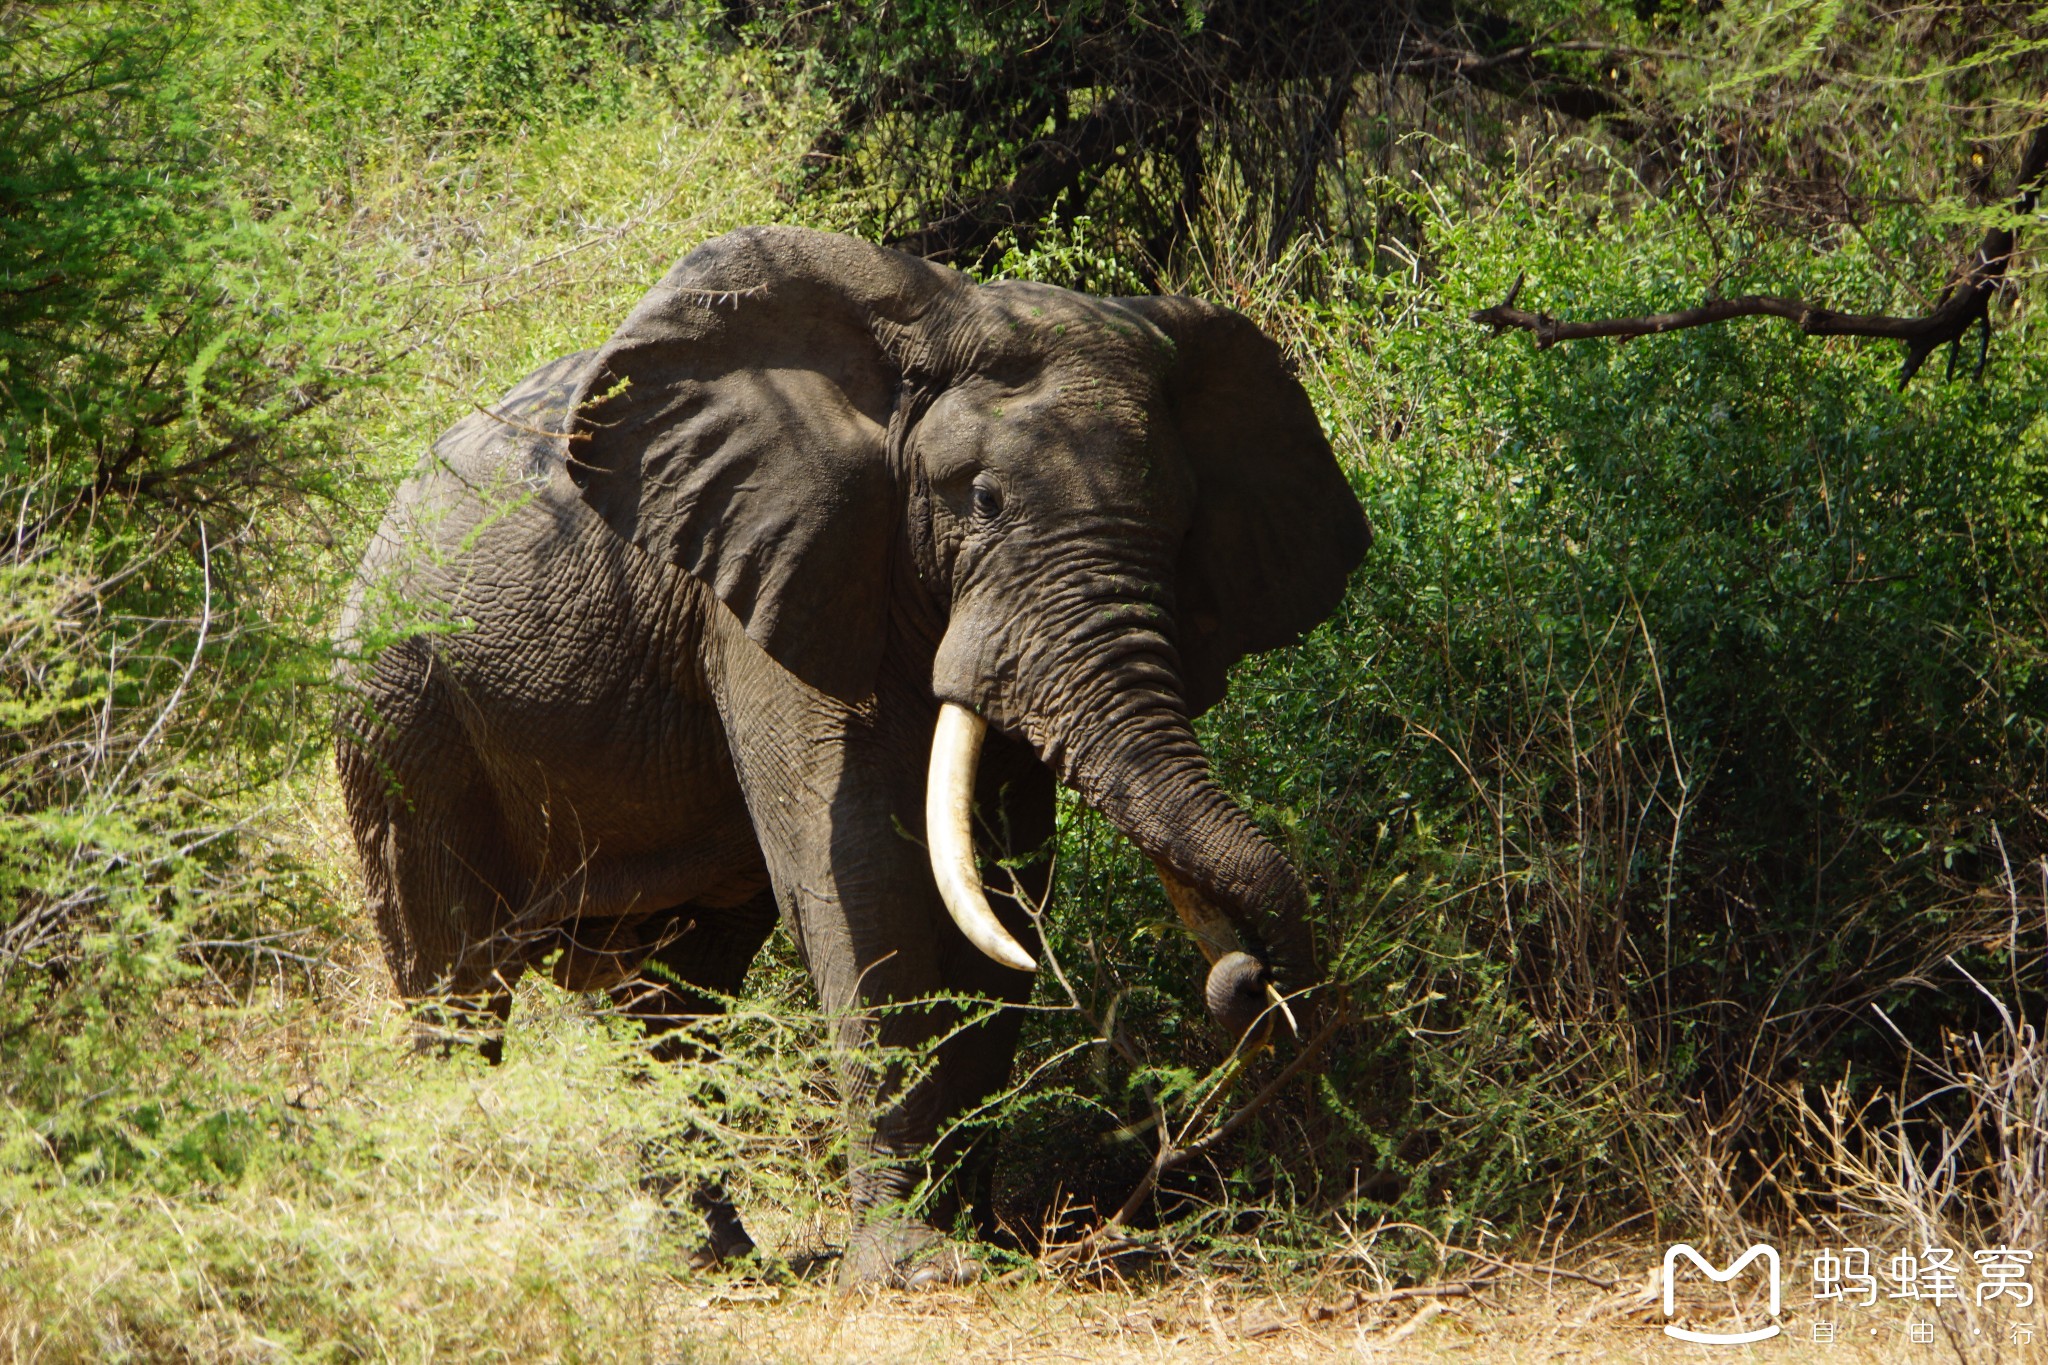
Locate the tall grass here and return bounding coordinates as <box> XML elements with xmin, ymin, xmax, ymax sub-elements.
<box><xmin>2</xmin><ymin>5</ymin><xmax>838</xmax><ymax>1355</ymax></box>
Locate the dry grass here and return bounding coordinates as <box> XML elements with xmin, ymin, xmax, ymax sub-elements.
<box><xmin>7</xmin><ymin>910</ymin><xmax>2039</xmax><ymax>1363</ymax></box>
<box><xmin>6</xmin><ymin>769</ymin><xmax>2040</xmax><ymax>1363</ymax></box>
<box><xmin>649</xmin><ymin>1252</ymin><xmax>2041</xmax><ymax>1362</ymax></box>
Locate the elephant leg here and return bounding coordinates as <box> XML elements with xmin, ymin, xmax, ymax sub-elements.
<box><xmin>702</xmin><ymin>610</ymin><xmax>1049</xmax><ymax>1288</ymax></box>
<box><xmin>588</xmin><ymin>893</ymin><xmax>779</xmax><ymax>1271</ymax></box>
<box><xmin>836</xmin><ymin>733</ymin><xmax>1056</xmax><ymax>1284</ymax></box>
<box><xmin>923</xmin><ymin>731</ymin><xmax>1057</xmax><ymax>1245</ymax></box>
<box><xmin>592</xmin><ymin>895</ymin><xmax>779</xmax><ymax>1059</ymax></box>
<box><xmin>337</xmin><ymin>671</ymin><xmax>527</xmax><ymax>1064</ymax></box>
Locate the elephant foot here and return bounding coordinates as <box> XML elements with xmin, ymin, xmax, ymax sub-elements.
<box><xmin>837</xmin><ymin>1217</ymin><xmax>982</xmax><ymax>1291</ymax></box>
<box><xmin>900</xmin><ymin>1246</ymin><xmax>982</xmax><ymax>1291</ymax></box>
<box><xmin>684</xmin><ymin>1186</ymin><xmax>758</xmax><ymax>1273</ymax></box>
<box><xmin>685</xmin><ymin>1231</ymin><xmax>758</xmax><ymax>1274</ymax></box>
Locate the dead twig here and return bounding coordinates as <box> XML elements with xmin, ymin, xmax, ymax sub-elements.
<box><xmin>470</xmin><ymin>402</ymin><xmax>587</xmax><ymax>443</ymax></box>
<box><xmin>1380</xmin><ymin>1299</ymin><xmax>1452</xmax><ymax>1344</ymax></box>
<box><xmin>1441</xmin><ymin>1242</ymin><xmax>1621</xmax><ymax>1291</ymax></box>
<box><xmin>1472</xmin><ymin>123</ymin><xmax>2048</xmax><ymax>389</ymax></box>
<box><xmin>1237</xmin><ymin>1275</ymin><xmax>1500</xmax><ymax>1338</ymax></box>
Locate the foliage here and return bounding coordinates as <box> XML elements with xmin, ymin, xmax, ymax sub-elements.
<box><xmin>1</xmin><ymin>3</ymin><xmax>384</xmax><ymax>545</ymax></box>
<box><xmin>3</xmin><ymin>0</ymin><xmax>2045</xmax><ymax>1349</ymax></box>
<box><xmin>217</xmin><ymin>0</ymin><xmax>734</xmax><ymax>180</ymax></box>
<box><xmin>732</xmin><ymin>0</ymin><xmax>1634</xmax><ymax>273</ymax></box>
<box><xmin>1</xmin><ymin>0</ymin><xmax>807</xmax><ymax>1239</ymax></box>
<box><xmin>1180</xmin><ymin>142</ymin><xmax>2046</xmax><ymax>1233</ymax></box>
<box><xmin>978</xmin><ymin>117</ymin><xmax>2047</xmax><ymax>1250</ymax></box>
<box><xmin>1</xmin><ymin>0</ymin><xmax>335</xmax><ymax>1203</ymax></box>
<box><xmin>1653</xmin><ymin>0</ymin><xmax>2046</xmax><ymax>193</ymax></box>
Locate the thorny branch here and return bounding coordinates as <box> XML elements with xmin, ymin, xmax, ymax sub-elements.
<box><xmin>986</xmin><ymin>852</ymin><xmax>1344</xmax><ymax>1277</ymax></box>
<box><xmin>1026</xmin><ymin>996</ymin><xmax>1348</xmax><ymax>1276</ymax></box>
<box><xmin>1472</xmin><ymin>123</ymin><xmax>2048</xmax><ymax>388</ymax></box>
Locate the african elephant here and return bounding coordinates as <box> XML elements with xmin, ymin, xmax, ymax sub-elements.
<box><xmin>334</xmin><ymin>225</ymin><xmax>1367</xmax><ymax>1286</ymax></box>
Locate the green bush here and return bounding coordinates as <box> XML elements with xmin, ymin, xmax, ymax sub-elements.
<box><xmin>1161</xmin><ymin>147</ymin><xmax>2047</xmax><ymax>1233</ymax></box>
<box><xmin>1</xmin><ymin>3</ymin><xmax>377</xmax><ymax>538</ymax></box>
<box><xmin>0</xmin><ymin>0</ymin><xmax>778</xmax><ymax>1193</ymax></box>
<box><xmin>222</xmin><ymin>0</ymin><xmax>723</xmax><ymax>177</ymax></box>
<box><xmin>2</xmin><ymin>3</ymin><xmax>822</xmax><ymax>1306</ymax></box>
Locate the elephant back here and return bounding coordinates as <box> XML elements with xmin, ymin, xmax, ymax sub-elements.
<box><xmin>334</xmin><ymin>351</ymin><xmax>600</xmax><ymax>675</ymax></box>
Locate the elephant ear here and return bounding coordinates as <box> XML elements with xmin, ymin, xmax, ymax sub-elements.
<box><xmin>567</xmin><ymin>226</ymin><xmax>962</xmax><ymax>702</ymax></box>
<box><xmin>1116</xmin><ymin>295</ymin><xmax>1370</xmax><ymax>715</ymax></box>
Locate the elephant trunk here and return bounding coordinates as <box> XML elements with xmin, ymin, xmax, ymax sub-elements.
<box><xmin>1058</xmin><ymin>702</ymin><xmax>1321</xmax><ymax>992</ymax></box>
<box><xmin>938</xmin><ymin>597</ymin><xmax>1320</xmax><ymax>996</ymax></box>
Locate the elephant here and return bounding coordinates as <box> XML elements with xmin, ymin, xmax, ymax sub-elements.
<box><xmin>333</xmin><ymin>225</ymin><xmax>1367</xmax><ymax>1286</ymax></box>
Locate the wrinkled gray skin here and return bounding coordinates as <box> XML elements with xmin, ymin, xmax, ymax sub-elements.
<box><xmin>334</xmin><ymin>227</ymin><xmax>1367</xmax><ymax>1287</ymax></box>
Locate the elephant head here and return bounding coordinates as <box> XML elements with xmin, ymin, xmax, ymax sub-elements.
<box><xmin>564</xmin><ymin>226</ymin><xmax>1366</xmax><ymax>1011</ymax></box>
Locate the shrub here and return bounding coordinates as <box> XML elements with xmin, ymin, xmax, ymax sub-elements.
<box><xmin>1172</xmin><ymin>144</ymin><xmax>2045</xmax><ymax>1235</ymax></box>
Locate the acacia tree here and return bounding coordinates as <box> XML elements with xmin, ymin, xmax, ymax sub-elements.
<box><xmin>732</xmin><ymin>0</ymin><xmax>1632</xmax><ymax>275</ymax></box>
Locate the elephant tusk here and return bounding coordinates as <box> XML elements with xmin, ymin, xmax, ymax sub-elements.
<box><xmin>1155</xmin><ymin>861</ymin><xmax>1298</xmax><ymax>1038</ymax></box>
<box><xmin>928</xmin><ymin>703</ymin><xmax>1038</xmax><ymax>973</ymax></box>
<box><xmin>1152</xmin><ymin>860</ymin><xmax>1242</xmax><ymax>965</ymax></box>
<box><xmin>1266</xmin><ymin>983</ymin><xmax>1300</xmax><ymax>1038</ymax></box>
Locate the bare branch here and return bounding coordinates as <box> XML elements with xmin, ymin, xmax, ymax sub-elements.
<box><xmin>1473</xmin><ymin>123</ymin><xmax>2048</xmax><ymax>388</ymax></box>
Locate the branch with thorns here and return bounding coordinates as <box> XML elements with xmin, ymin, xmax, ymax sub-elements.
<box><xmin>982</xmin><ymin>848</ymin><xmax>1347</xmax><ymax>1279</ymax></box>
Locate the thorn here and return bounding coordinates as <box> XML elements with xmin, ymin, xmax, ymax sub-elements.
<box><xmin>1266</xmin><ymin>984</ymin><xmax>1300</xmax><ymax>1038</ymax></box>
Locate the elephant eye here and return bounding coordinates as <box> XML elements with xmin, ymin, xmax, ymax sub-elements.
<box><xmin>970</xmin><ymin>477</ymin><xmax>1004</xmax><ymax>523</ymax></box>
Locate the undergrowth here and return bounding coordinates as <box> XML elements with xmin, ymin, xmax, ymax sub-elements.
<box><xmin>984</xmin><ymin>139</ymin><xmax>2046</xmax><ymax>1278</ymax></box>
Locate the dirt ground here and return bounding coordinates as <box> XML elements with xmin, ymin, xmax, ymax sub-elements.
<box><xmin>659</xmin><ymin>1254</ymin><xmax>2044</xmax><ymax>1364</ymax></box>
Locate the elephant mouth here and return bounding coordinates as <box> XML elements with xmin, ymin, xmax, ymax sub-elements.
<box><xmin>926</xmin><ymin>700</ymin><xmax>1296</xmax><ymax>1041</ymax></box>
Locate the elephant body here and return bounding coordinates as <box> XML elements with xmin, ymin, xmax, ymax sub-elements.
<box><xmin>338</xmin><ymin>353</ymin><xmax>769</xmax><ymax>1001</ymax></box>
<box><xmin>335</xmin><ymin>227</ymin><xmax>1366</xmax><ymax>1283</ymax></box>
